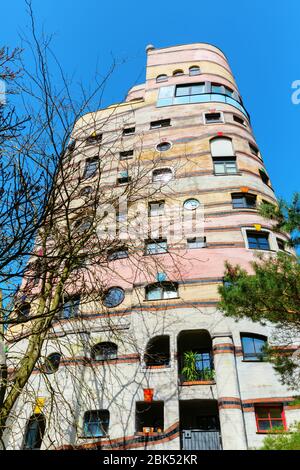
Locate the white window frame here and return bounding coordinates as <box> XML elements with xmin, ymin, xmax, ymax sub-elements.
<box><xmin>241</xmin><ymin>227</ymin><xmax>278</xmax><ymax>252</ymax></box>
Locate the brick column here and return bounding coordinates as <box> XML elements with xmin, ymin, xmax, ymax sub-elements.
<box><xmin>212</xmin><ymin>333</ymin><xmax>247</xmax><ymax>450</ymax></box>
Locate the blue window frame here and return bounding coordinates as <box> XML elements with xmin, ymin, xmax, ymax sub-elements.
<box><xmin>241</xmin><ymin>334</ymin><xmax>267</xmax><ymax>361</ymax></box>
<box><xmin>247</xmin><ymin>231</ymin><xmax>270</xmax><ymax>250</ymax></box>
<box><xmin>83</xmin><ymin>410</ymin><xmax>109</xmax><ymax>437</ymax></box>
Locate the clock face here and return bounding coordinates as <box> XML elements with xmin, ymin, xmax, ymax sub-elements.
<box><xmin>183</xmin><ymin>198</ymin><xmax>200</xmax><ymax>210</ymax></box>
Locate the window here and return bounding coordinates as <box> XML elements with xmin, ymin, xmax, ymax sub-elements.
<box><xmin>195</xmin><ymin>352</ymin><xmax>214</xmax><ymax>379</ymax></box>
<box><xmin>150</xmin><ymin>119</ymin><xmax>171</xmax><ymax>129</ymax></box>
<box><xmin>259</xmin><ymin>168</ymin><xmax>269</xmax><ymax>185</ymax></box>
<box><xmin>173</xmin><ymin>69</ymin><xmax>184</xmax><ymax>76</ymax></box>
<box><xmin>119</xmin><ymin>150</ymin><xmax>134</xmax><ymax>160</ymax></box>
<box><xmin>86</xmin><ymin>133</ymin><xmax>102</xmax><ymax>145</ymax></box>
<box><xmin>152</xmin><ymin>168</ymin><xmax>172</xmax><ymax>183</ymax></box>
<box><xmin>149</xmin><ymin>201</ymin><xmax>165</xmax><ymax>216</ymax></box>
<box><xmin>122</xmin><ymin>127</ymin><xmax>135</xmax><ymax>136</ymax></box>
<box><xmin>91</xmin><ymin>342</ymin><xmax>117</xmax><ymax>361</ymax></box>
<box><xmin>83</xmin><ymin>157</ymin><xmax>99</xmax><ymax>179</ymax></box>
<box><xmin>233</xmin><ymin>115</ymin><xmax>245</xmax><ymax>125</ymax></box>
<box><xmin>213</xmin><ymin>157</ymin><xmax>237</xmax><ymax>175</ymax></box>
<box><xmin>241</xmin><ymin>334</ymin><xmax>267</xmax><ymax>361</ymax></box>
<box><xmin>117</xmin><ymin>174</ymin><xmax>131</xmax><ymax>185</ymax></box>
<box><xmin>156</xmin><ymin>141</ymin><xmax>171</xmax><ymax>152</ymax></box>
<box><xmin>107</xmin><ymin>248</ymin><xmax>128</xmax><ymax>261</ymax></box>
<box><xmin>156</xmin><ymin>74</ymin><xmax>168</xmax><ymax>83</ymax></box>
<box><xmin>224</xmin><ymin>86</ymin><xmax>234</xmax><ymax>97</ymax></box>
<box><xmin>175</xmin><ymin>83</ymin><xmax>205</xmax><ymax>97</ymax></box>
<box><xmin>144</xmin><ymin>336</ymin><xmax>170</xmax><ymax>367</ymax></box>
<box><xmin>23</xmin><ymin>414</ymin><xmax>46</xmax><ymax>450</ymax></box>
<box><xmin>255</xmin><ymin>406</ymin><xmax>286</xmax><ymax>432</ymax></box>
<box><xmin>44</xmin><ymin>353</ymin><xmax>61</xmax><ymax>374</ymax></box>
<box><xmin>16</xmin><ymin>302</ymin><xmax>31</xmax><ymax>318</ymax></box>
<box><xmin>136</xmin><ymin>402</ymin><xmax>164</xmax><ymax>433</ymax></box>
<box><xmin>60</xmin><ymin>296</ymin><xmax>80</xmax><ymax>319</ymax></box>
<box><xmin>211</xmin><ymin>137</ymin><xmax>234</xmax><ymax>157</ymax></box>
<box><xmin>211</xmin><ymin>84</ymin><xmax>223</xmax><ymax>94</ymax></box>
<box><xmin>83</xmin><ymin>410</ymin><xmax>109</xmax><ymax>437</ymax></box>
<box><xmin>79</xmin><ymin>186</ymin><xmax>93</xmax><ymax>197</ymax></box>
<box><xmin>74</xmin><ymin>217</ymin><xmax>92</xmax><ymax>234</ymax></box>
<box><xmin>187</xmin><ymin>237</ymin><xmax>206</xmax><ymax>249</ymax></box>
<box><xmin>249</xmin><ymin>142</ymin><xmax>259</xmax><ymax>156</ymax></box>
<box><xmin>232</xmin><ymin>193</ymin><xmax>257</xmax><ymax>209</ymax></box>
<box><xmin>189</xmin><ymin>66</ymin><xmax>201</xmax><ymax>76</ymax></box>
<box><xmin>277</xmin><ymin>238</ymin><xmax>286</xmax><ymax>251</ymax></box>
<box><xmin>103</xmin><ymin>287</ymin><xmax>125</xmax><ymax>308</ymax></box>
<box><xmin>183</xmin><ymin>198</ymin><xmax>200</xmax><ymax>210</ymax></box>
<box><xmin>205</xmin><ymin>112</ymin><xmax>222</xmax><ymax>124</ymax></box>
<box><xmin>145</xmin><ymin>239</ymin><xmax>167</xmax><ymax>255</ymax></box>
<box><xmin>67</xmin><ymin>140</ymin><xmax>76</xmax><ymax>152</ymax></box>
<box><xmin>146</xmin><ymin>282</ymin><xmax>178</xmax><ymax>300</ymax></box>
<box><xmin>246</xmin><ymin>231</ymin><xmax>270</xmax><ymax>250</ymax></box>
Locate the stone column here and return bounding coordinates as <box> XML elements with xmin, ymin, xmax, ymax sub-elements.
<box><xmin>212</xmin><ymin>333</ymin><xmax>247</xmax><ymax>450</ymax></box>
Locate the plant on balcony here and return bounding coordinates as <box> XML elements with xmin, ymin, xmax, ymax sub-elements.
<box><xmin>181</xmin><ymin>351</ymin><xmax>215</xmax><ymax>382</ymax></box>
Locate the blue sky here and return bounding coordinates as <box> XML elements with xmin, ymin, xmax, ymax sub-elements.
<box><xmin>2</xmin><ymin>0</ymin><xmax>300</xmax><ymax>201</ymax></box>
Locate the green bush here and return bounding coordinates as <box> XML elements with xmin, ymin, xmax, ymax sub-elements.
<box><xmin>260</xmin><ymin>422</ymin><xmax>300</xmax><ymax>450</ymax></box>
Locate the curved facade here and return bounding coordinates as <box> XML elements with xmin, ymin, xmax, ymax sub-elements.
<box><xmin>7</xmin><ymin>43</ymin><xmax>300</xmax><ymax>451</ymax></box>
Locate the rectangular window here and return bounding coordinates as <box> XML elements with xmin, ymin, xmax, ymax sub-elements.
<box><xmin>187</xmin><ymin>237</ymin><xmax>206</xmax><ymax>249</ymax></box>
<box><xmin>122</xmin><ymin>127</ymin><xmax>135</xmax><ymax>136</ymax></box>
<box><xmin>232</xmin><ymin>194</ymin><xmax>257</xmax><ymax>209</ymax></box>
<box><xmin>211</xmin><ymin>84</ymin><xmax>224</xmax><ymax>94</ymax></box>
<box><xmin>276</xmin><ymin>238</ymin><xmax>285</xmax><ymax>251</ymax></box>
<box><xmin>241</xmin><ymin>334</ymin><xmax>267</xmax><ymax>361</ymax></box>
<box><xmin>255</xmin><ymin>406</ymin><xmax>286</xmax><ymax>432</ymax></box>
<box><xmin>86</xmin><ymin>133</ymin><xmax>102</xmax><ymax>145</ymax></box>
<box><xmin>145</xmin><ymin>239</ymin><xmax>167</xmax><ymax>255</ymax></box>
<box><xmin>205</xmin><ymin>112</ymin><xmax>222</xmax><ymax>124</ymax></box>
<box><xmin>249</xmin><ymin>143</ymin><xmax>259</xmax><ymax>156</ymax></box>
<box><xmin>120</xmin><ymin>150</ymin><xmax>134</xmax><ymax>160</ymax></box>
<box><xmin>246</xmin><ymin>231</ymin><xmax>270</xmax><ymax>250</ymax></box>
<box><xmin>148</xmin><ymin>201</ymin><xmax>165</xmax><ymax>216</ymax></box>
<box><xmin>136</xmin><ymin>402</ymin><xmax>164</xmax><ymax>433</ymax></box>
<box><xmin>175</xmin><ymin>83</ymin><xmax>205</xmax><ymax>97</ymax></box>
<box><xmin>117</xmin><ymin>174</ymin><xmax>131</xmax><ymax>185</ymax></box>
<box><xmin>61</xmin><ymin>296</ymin><xmax>80</xmax><ymax>319</ymax></box>
<box><xmin>213</xmin><ymin>157</ymin><xmax>237</xmax><ymax>175</ymax></box>
<box><xmin>146</xmin><ymin>283</ymin><xmax>178</xmax><ymax>300</ymax></box>
<box><xmin>150</xmin><ymin>119</ymin><xmax>171</xmax><ymax>129</ymax></box>
<box><xmin>259</xmin><ymin>169</ymin><xmax>269</xmax><ymax>185</ymax></box>
<box><xmin>233</xmin><ymin>115</ymin><xmax>245</xmax><ymax>125</ymax></box>
<box><xmin>83</xmin><ymin>410</ymin><xmax>109</xmax><ymax>437</ymax></box>
<box><xmin>83</xmin><ymin>157</ymin><xmax>99</xmax><ymax>179</ymax></box>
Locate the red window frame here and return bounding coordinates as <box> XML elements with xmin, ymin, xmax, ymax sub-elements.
<box><xmin>255</xmin><ymin>405</ymin><xmax>286</xmax><ymax>433</ymax></box>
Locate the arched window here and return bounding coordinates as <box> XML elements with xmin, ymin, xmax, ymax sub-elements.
<box><xmin>241</xmin><ymin>333</ymin><xmax>267</xmax><ymax>361</ymax></box>
<box><xmin>79</xmin><ymin>186</ymin><xmax>93</xmax><ymax>197</ymax></box>
<box><xmin>83</xmin><ymin>410</ymin><xmax>109</xmax><ymax>437</ymax></box>
<box><xmin>173</xmin><ymin>69</ymin><xmax>184</xmax><ymax>76</ymax></box>
<box><xmin>146</xmin><ymin>282</ymin><xmax>178</xmax><ymax>300</ymax></box>
<box><xmin>156</xmin><ymin>74</ymin><xmax>168</xmax><ymax>83</ymax></box>
<box><xmin>189</xmin><ymin>66</ymin><xmax>200</xmax><ymax>76</ymax></box>
<box><xmin>152</xmin><ymin>168</ymin><xmax>173</xmax><ymax>183</ymax></box>
<box><xmin>44</xmin><ymin>353</ymin><xmax>61</xmax><ymax>374</ymax></box>
<box><xmin>144</xmin><ymin>336</ymin><xmax>170</xmax><ymax>367</ymax></box>
<box><xmin>91</xmin><ymin>342</ymin><xmax>118</xmax><ymax>361</ymax></box>
<box><xmin>23</xmin><ymin>414</ymin><xmax>46</xmax><ymax>450</ymax></box>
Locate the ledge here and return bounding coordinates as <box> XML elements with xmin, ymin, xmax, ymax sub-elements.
<box><xmin>180</xmin><ymin>380</ymin><xmax>215</xmax><ymax>386</ymax></box>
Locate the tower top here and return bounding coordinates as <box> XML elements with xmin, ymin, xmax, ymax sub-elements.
<box><xmin>145</xmin><ymin>44</ymin><xmax>155</xmax><ymax>53</ymax></box>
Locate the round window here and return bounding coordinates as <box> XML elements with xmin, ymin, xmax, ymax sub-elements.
<box><xmin>156</xmin><ymin>142</ymin><xmax>171</xmax><ymax>152</ymax></box>
<box><xmin>44</xmin><ymin>353</ymin><xmax>61</xmax><ymax>374</ymax></box>
<box><xmin>183</xmin><ymin>198</ymin><xmax>200</xmax><ymax>210</ymax></box>
<box><xmin>103</xmin><ymin>287</ymin><xmax>125</xmax><ymax>308</ymax></box>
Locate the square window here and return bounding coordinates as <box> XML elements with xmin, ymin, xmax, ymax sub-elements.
<box><xmin>246</xmin><ymin>231</ymin><xmax>270</xmax><ymax>250</ymax></box>
<box><xmin>83</xmin><ymin>410</ymin><xmax>109</xmax><ymax>437</ymax></box>
<box><xmin>148</xmin><ymin>201</ymin><xmax>165</xmax><ymax>216</ymax></box>
<box><xmin>255</xmin><ymin>406</ymin><xmax>285</xmax><ymax>432</ymax></box>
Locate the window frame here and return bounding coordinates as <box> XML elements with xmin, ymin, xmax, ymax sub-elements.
<box><xmin>60</xmin><ymin>295</ymin><xmax>80</xmax><ymax>319</ymax></box>
<box><xmin>241</xmin><ymin>333</ymin><xmax>268</xmax><ymax>361</ymax></box>
<box><xmin>83</xmin><ymin>410</ymin><xmax>110</xmax><ymax>438</ymax></box>
<box><xmin>231</xmin><ymin>193</ymin><xmax>257</xmax><ymax>209</ymax></box>
<box><xmin>189</xmin><ymin>66</ymin><xmax>201</xmax><ymax>76</ymax></box>
<box><xmin>150</xmin><ymin>119</ymin><xmax>171</xmax><ymax>129</ymax></box>
<box><xmin>148</xmin><ymin>200</ymin><xmax>165</xmax><ymax>216</ymax></box>
<box><xmin>152</xmin><ymin>168</ymin><xmax>173</xmax><ymax>183</ymax></box>
<box><xmin>83</xmin><ymin>157</ymin><xmax>99</xmax><ymax>179</ymax></box>
<box><xmin>119</xmin><ymin>150</ymin><xmax>134</xmax><ymax>160</ymax></box>
<box><xmin>122</xmin><ymin>127</ymin><xmax>135</xmax><ymax>136</ymax></box>
<box><xmin>145</xmin><ymin>238</ymin><xmax>168</xmax><ymax>255</ymax></box>
<box><xmin>103</xmin><ymin>287</ymin><xmax>125</xmax><ymax>308</ymax></box>
<box><xmin>255</xmin><ymin>405</ymin><xmax>286</xmax><ymax>433</ymax></box>
<box><xmin>246</xmin><ymin>231</ymin><xmax>270</xmax><ymax>251</ymax></box>
<box><xmin>156</xmin><ymin>74</ymin><xmax>168</xmax><ymax>83</ymax></box>
<box><xmin>213</xmin><ymin>157</ymin><xmax>237</xmax><ymax>175</ymax></box>
<box><xmin>91</xmin><ymin>342</ymin><xmax>118</xmax><ymax>361</ymax></box>
<box><xmin>23</xmin><ymin>414</ymin><xmax>46</xmax><ymax>450</ymax></box>
<box><xmin>145</xmin><ymin>282</ymin><xmax>178</xmax><ymax>301</ymax></box>
<box><xmin>204</xmin><ymin>112</ymin><xmax>224</xmax><ymax>124</ymax></box>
